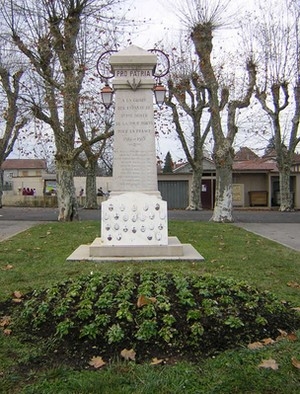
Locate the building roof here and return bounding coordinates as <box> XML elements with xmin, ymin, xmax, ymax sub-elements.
<box><xmin>293</xmin><ymin>153</ymin><xmax>300</xmax><ymax>164</ymax></box>
<box><xmin>234</xmin><ymin>147</ymin><xmax>259</xmax><ymax>161</ymax></box>
<box><xmin>233</xmin><ymin>158</ymin><xmax>278</xmax><ymax>172</ymax></box>
<box><xmin>174</xmin><ymin>157</ymin><xmax>215</xmax><ymax>173</ymax></box>
<box><xmin>165</xmin><ymin>147</ymin><xmax>300</xmax><ymax>174</ymax></box>
<box><xmin>2</xmin><ymin>159</ymin><xmax>47</xmax><ymax>170</ymax></box>
<box><xmin>262</xmin><ymin>150</ymin><xmax>300</xmax><ymax>165</ymax></box>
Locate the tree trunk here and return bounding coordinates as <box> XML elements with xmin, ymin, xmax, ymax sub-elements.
<box><xmin>56</xmin><ymin>159</ymin><xmax>78</xmax><ymax>221</ymax></box>
<box><xmin>279</xmin><ymin>168</ymin><xmax>293</xmax><ymax>211</ymax></box>
<box><xmin>191</xmin><ymin>24</ymin><xmax>235</xmax><ymax>222</ymax></box>
<box><xmin>187</xmin><ymin>165</ymin><xmax>203</xmax><ymax>210</ymax></box>
<box><xmin>85</xmin><ymin>160</ymin><xmax>98</xmax><ymax>209</ymax></box>
<box><xmin>211</xmin><ymin>144</ymin><xmax>234</xmax><ymax>222</ymax></box>
<box><xmin>211</xmin><ymin>165</ymin><xmax>233</xmax><ymax>222</ymax></box>
<box><xmin>276</xmin><ymin>142</ymin><xmax>294</xmax><ymax>212</ymax></box>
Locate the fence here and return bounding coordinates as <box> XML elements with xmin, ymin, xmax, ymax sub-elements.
<box><xmin>2</xmin><ymin>194</ymin><xmax>107</xmax><ymax>207</ymax></box>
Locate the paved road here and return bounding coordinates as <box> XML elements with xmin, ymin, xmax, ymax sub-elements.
<box><xmin>0</xmin><ymin>207</ymin><xmax>300</xmax><ymax>251</ymax></box>
<box><xmin>0</xmin><ymin>220</ymin><xmax>43</xmax><ymax>242</ymax></box>
<box><xmin>1</xmin><ymin>206</ymin><xmax>300</xmax><ymax>223</ymax></box>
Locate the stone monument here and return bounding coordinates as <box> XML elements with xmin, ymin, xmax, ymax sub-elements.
<box><xmin>67</xmin><ymin>45</ymin><xmax>204</xmax><ymax>262</ymax></box>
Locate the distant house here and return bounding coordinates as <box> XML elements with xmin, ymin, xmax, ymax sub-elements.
<box><xmin>170</xmin><ymin>157</ymin><xmax>216</xmax><ymax>209</ymax></box>
<box><xmin>161</xmin><ymin>148</ymin><xmax>300</xmax><ymax>209</ymax></box>
<box><xmin>2</xmin><ymin>159</ymin><xmax>47</xmax><ymax>177</ymax></box>
<box><xmin>233</xmin><ymin>148</ymin><xmax>300</xmax><ymax>208</ymax></box>
<box><xmin>1</xmin><ymin>159</ymin><xmax>48</xmax><ymax>195</ymax></box>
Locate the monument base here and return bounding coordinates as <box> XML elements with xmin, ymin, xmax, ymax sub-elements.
<box><xmin>67</xmin><ymin>236</ymin><xmax>204</xmax><ymax>262</ymax></box>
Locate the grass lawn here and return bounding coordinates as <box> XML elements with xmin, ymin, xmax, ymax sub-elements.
<box><xmin>0</xmin><ymin>220</ymin><xmax>300</xmax><ymax>393</ymax></box>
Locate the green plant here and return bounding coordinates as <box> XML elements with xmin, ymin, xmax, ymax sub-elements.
<box><xmin>201</xmin><ymin>298</ymin><xmax>221</xmax><ymax>317</ymax></box>
<box><xmin>137</xmin><ymin>303</ymin><xmax>157</xmax><ymax>319</ymax></box>
<box><xmin>53</xmin><ymin>299</ymin><xmax>71</xmax><ymax>317</ymax></box>
<box><xmin>136</xmin><ymin>320</ymin><xmax>158</xmax><ymax>341</ymax></box>
<box><xmin>174</xmin><ymin>275</ymin><xmax>196</xmax><ymax>307</ymax></box>
<box><xmin>159</xmin><ymin>314</ymin><xmax>177</xmax><ymax>343</ymax></box>
<box><xmin>55</xmin><ymin>318</ymin><xmax>74</xmax><ymax>338</ymax></box>
<box><xmin>34</xmin><ymin>301</ymin><xmax>50</xmax><ymax>325</ymax></box>
<box><xmin>255</xmin><ymin>315</ymin><xmax>268</xmax><ymax>326</ymax></box>
<box><xmin>80</xmin><ymin>322</ymin><xmax>99</xmax><ymax>339</ymax></box>
<box><xmin>76</xmin><ymin>299</ymin><xmax>94</xmax><ymax>320</ymax></box>
<box><xmin>187</xmin><ymin>309</ymin><xmax>202</xmax><ymax>321</ymax></box>
<box><xmin>116</xmin><ymin>301</ymin><xmax>134</xmax><ymax>322</ymax></box>
<box><xmin>156</xmin><ymin>298</ymin><xmax>171</xmax><ymax>312</ymax></box>
<box><xmin>190</xmin><ymin>322</ymin><xmax>205</xmax><ymax>337</ymax></box>
<box><xmin>106</xmin><ymin>323</ymin><xmax>125</xmax><ymax>344</ymax></box>
<box><xmin>224</xmin><ymin>316</ymin><xmax>245</xmax><ymax>329</ymax></box>
<box><xmin>95</xmin><ymin>293</ymin><xmax>114</xmax><ymax>309</ymax></box>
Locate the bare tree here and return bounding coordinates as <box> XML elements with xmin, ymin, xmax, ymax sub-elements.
<box><xmin>0</xmin><ymin>42</ymin><xmax>29</xmax><ymax>207</ymax></box>
<box><xmin>175</xmin><ymin>0</ymin><xmax>256</xmax><ymax>221</ymax></box>
<box><xmin>165</xmin><ymin>40</ymin><xmax>211</xmax><ymax>210</ymax></box>
<box><xmin>1</xmin><ymin>0</ymin><xmax>123</xmax><ymax>220</ymax></box>
<box><xmin>74</xmin><ymin>116</ymin><xmax>113</xmax><ymax>208</ymax></box>
<box><xmin>243</xmin><ymin>0</ymin><xmax>300</xmax><ymax>211</ymax></box>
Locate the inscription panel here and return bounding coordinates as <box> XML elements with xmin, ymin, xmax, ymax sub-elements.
<box><xmin>115</xmin><ymin>68</ymin><xmax>153</xmax><ymax>78</ymax></box>
<box><xmin>113</xmin><ymin>89</ymin><xmax>157</xmax><ymax>192</ymax></box>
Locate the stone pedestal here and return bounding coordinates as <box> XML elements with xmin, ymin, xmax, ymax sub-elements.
<box><xmin>67</xmin><ymin>46</ymin><xmax>204</xmax><ymax>262</ymax></box>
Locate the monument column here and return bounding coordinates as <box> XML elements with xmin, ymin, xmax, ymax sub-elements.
<box><xmin>99</xmin><ymin>46</ymin><xmax>168</xmax><ymax>246</ymax></box>
<box><xmin>110</xmin><ymin>46</ymin><xmax>159</xmax><ymax>196</ymax></box>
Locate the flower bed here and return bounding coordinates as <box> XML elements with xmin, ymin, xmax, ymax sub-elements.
<box><xmin>5</xmin><ymin>271</ymin><xmax>300</xmax><ymax>367</ymax></box>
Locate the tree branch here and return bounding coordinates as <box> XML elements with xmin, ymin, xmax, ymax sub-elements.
<box><xmin>227</xmin><ymin>60</ymin><xmax>257</xmax><ymax>143</ymax></box>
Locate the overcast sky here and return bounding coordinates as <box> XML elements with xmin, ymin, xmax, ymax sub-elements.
<box><xmin>126</xmin><ymin>0</ymin><xmax>257</xmax><ymax>49</ymax></box>
<box><xmin>124</xmin><ymin>0</ymin><xmax>266</xmax><ymax>161</ymax></box>
<box><xmin>126</xmin><ymin>0</ymin><xmax>180</xmax><ymax>48</ymax></box>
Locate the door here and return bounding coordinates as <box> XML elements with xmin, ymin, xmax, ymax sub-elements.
<box><xmin>201</xmin><ymin>179</ymin><xmax>215</xmax><ymax>209</ymax></box>
<box><xmin>158</xmin><ymin>180</ymin><xmax>189</xmax><ymax>209</ymax></box>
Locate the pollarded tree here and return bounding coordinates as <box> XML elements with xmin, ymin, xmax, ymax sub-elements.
<box><xmin>0</xmin><ymin>43</ymin><xmax>29</xmax><ymax>208</ymax></box>
<box><xmin>1</xmin><ymin>0</ymin><xmax>123</xmax><ymax>220</ymax></box>
<box><xmin>164</xmin><ymin>40</ymin><xmax>211</xmax><ymax>210</ymax></box>
<box><xmin>243</xmin><ymin>0</ymin><xmax>300</xmax><ymax>211</ymax></box>
<box><xmin>175</xmin><ymin>0</ymin><xmax>256</xmax><ymax>221</ymax></box>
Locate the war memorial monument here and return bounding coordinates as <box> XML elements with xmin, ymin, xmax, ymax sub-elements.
<box><xmin>67</xmin><ymin>45</ymin><xmax>203</xmax><ymax>262</ymax></box>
